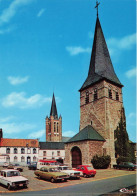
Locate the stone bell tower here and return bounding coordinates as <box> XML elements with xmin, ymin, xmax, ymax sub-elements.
<box><xmin>46</xmin><ymin>93</ymin><xmax>62</xmax><ymax>142</ymax></box>
<box><xmin>79</xmin><ymin>5</ymin><xmax>124</xmax><ymax>165</ymax></box>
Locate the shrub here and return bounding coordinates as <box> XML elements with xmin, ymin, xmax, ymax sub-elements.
<box><xmin>91</xmin><ymin>155</ymin><xmax>111</xmax><ymax>169</ymax></box>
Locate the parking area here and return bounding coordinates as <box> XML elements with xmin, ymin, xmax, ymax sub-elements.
<box><xmin>0</xmin><ymin>167</ymin><xmax>136</xmax><ymax>193</ymax></box>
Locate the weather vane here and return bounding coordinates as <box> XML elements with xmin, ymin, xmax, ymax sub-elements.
<box><xmin>95</xmin><ymin>0</ymin><xmax>100</xmax><ymax>17</ymax></box>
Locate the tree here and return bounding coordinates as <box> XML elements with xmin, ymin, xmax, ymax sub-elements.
<box><xmin>114</xmin><ymin>107</ymin><xmax>135</xmax><ymax>163</ymax></box>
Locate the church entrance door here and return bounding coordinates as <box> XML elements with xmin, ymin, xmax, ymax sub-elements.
<box><xmin>71</xmin><ymin>146</ymin><xmax>82</xmax><ymax>168</ymax></box>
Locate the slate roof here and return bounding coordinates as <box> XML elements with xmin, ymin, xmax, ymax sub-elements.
<box><xmin>39</xmin><ymin>142</ymin><xmax>65</xmax><ymax>150</ymax></box>
<box><xmin>65</xmin><ymin>125</ymin><xmax>105</xmax><ymax>143</ymax></box>
<box><xmin>79</xmin><ymin>16</ymin><xmax>123</xmax><ymax>91</ymax></box>
<box><xmin>50</xmin><ymin>93</ymin><xmax>58</xmax><ymax>119</ymax></box>
<box><xmin>62</xmin><ymin>137</ymin><xmax>71</xmax><ymax>142</ymax></box>
<box><xmin>0</xmin><ymin>138</ymin><xmax>39</xmax><ymax>147</ymax></box>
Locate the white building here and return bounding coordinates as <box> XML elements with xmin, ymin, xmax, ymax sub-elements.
<box><xmin>39</xmin><ymin>142</ymin><xmax>65</xmax><ymax>163</ymax></box>
<box><xmin>0</xmin><ymin>130</ymin><xmax>39</xmax><ymax>166</ymax></box>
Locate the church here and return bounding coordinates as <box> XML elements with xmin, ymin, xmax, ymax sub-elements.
<box><xmin>44</xmin><ymin>3</ymin><xmax>125</xmax><ymax>168</ymax></box>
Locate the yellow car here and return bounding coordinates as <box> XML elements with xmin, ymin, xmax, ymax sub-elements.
<box><xmin>34</xmin><ymin>166</ymin><xmax>69</xmax><ymax>183</ymax></box>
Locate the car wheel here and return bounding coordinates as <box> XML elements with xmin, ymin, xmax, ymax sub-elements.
<box><xmin>51</xmin><ymin>178</ymin><xmax>55</xmax><ymax>183</ymax></box>
<box><xmin>23</xmin><ymin>184</ymin><xmax>28</xmax><ymax>189</ymax></box>
<box><xmin>8</xmin><ymin>184</ymin><xmax>11</xmax><ymax>190</ymax></box>
<box><xmin>37</xmin><ymin>175</ymin><xmax>41</xmax><ymax>179</ymax></box>
<box><xmin>83</xmin><ymin>174</ymin><xmax>87</xmax><ymax>178</ymax></box>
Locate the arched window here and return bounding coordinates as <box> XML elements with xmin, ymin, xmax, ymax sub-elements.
<box><xmin>27</xmin><ymin>148</ymin><xmax>31</xmax><ymax>154</ymax></box>
<box><xmin>108</xmin><ymin>89</ymin><xmax>112</xmax><ymax>99</ymax></box>
<box><xmin>21</xmin><ymin>148</ymin><xmax>25</xmax><ymax>154</ymax></box>
<box><xmin>94</xmin><ymin>89</ymin><xmax>98</xmax><ymax>101</ymax></box>
<box><xmin>116</xmin><ymin>92</ymin><xmax>119</xmax><ymax>101</ymax></box>
<box><xmin>21</xmin><ymin>156</ymin><xmax>25</xmax><ymax>162</ymax></box>
<box><xmin>14</xmin><ymin>156</ymin><xmax>18</xmax><ymax>162</ymax></box>
<box><xmin>48</xmin><ymin>123</ymin><xmax>51</xmax><ymax>133</ymax></box>
<box><xmin>57</xmin><ymin>123</ymin><xmax>59</xmax><ymax>133</ymax></box>
<box><xmin>6</xmin><ymin>148</ymin><xmax>10</xmax><ymax>154</ymax></box>
<box><xmin>33</xmin><ymin>156</ymin><xmax>37</xmax><ymax>162</ymax></box>
<box><xmin>54</xmin><ymin>122</ymin><xmax>56</xmax><ymax>132</ymax></box>
<box><xmin>33</xmin><ymin>148</ymin><xmax>36</xmax><ymax>154</ymax></box>
<box><xmin>85</xmin><ymin>91</ymin><xmax>89</xmax><ymax>104</ymax></box>
<box><xmin>14</xmin><ymin>148</ymin><xmax>17</xmax><ymax>154</ymax></box>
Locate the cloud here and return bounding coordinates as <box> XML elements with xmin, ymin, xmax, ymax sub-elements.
<box><xmin>2</xmin><ymin>92</ymin><xmax>52</xmax><ymax>109</ymax></box>
<box><xmin>8</xmin><ymin>76</ymin><xmax>29</xmax><ymax>85</ymax></box>
<box><xmin>0</xmin><ymin>122</ymin><xmax>36</xmax><ymax>134</ymax></box>
<box><xmin>0</xmin><ymin>0</ymin><xmax>34</xmax><ymax>26</ymax></box>
<box><xmin>107</xmin><ymin>33</ymin><xmax>136</xmax><ymax>52</ymax></box>
<box><xmin>66</xmin><ymin>46</ymin><xmax>91</xmax><ymax>56</ymax></box>
<box><xmin>63</xmin><ymin>130</ymin><xmax>76</xmax><ymax>137</ymax></box>
<box><xmin>37</xmin><ymin>9</ymin><xmax>45</xmax><ymax>18</ymax></box>
<box><xmin>125</xmin><ymin>67</ymin><xmax>136</xmax><ymax>78</ymax></box>
<box><xmin>0</xmin><ymin>116</ymin><xmax>15</xmax><ymax>123</ymax></box>
<box><xmin>28</xmin><ymin>129</ymin><xmax>45</xmax><ymax>139</ymax></box>
<box><xmin>0</xmin><ymin>26</ymin><xmax>14</xmax><ymax>34</ymax></box>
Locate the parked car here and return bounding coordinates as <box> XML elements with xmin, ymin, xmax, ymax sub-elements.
<box><xmin>3</xmin><ymin>162</ymin><xmax>9</xmax><ymax>168</ymax></box>
<box><xmin>7</xmin><ymin>164</ymin><xmax>23</xmax><ymax>172</ymax></box>
<box><xmin>28</xmin><ymin>162</ymin><xmax>37</xmax><ymax>170</ymax></box>
<box><xmin>34</xmin><ymin>166</ymin><xmax>69</xmax><ymax>183</ymax></box>
<box><xmin>56</xmin><ymin>166</ymin><xmax>81</xmax><ymax>179</ymax></box>
<box><xmin>0</xmin><ymin>169</ymin><xmax>29</xmax><ymax>190</ymax></box>
<box><xmin>75</xmin><ymin>165</ymin><xmax>96</xmax><ymax>177</ymax></box>
<box><xmin>113</xmin><ymin>162</ymin><xmax>135</xmax><ymax>171</ymax></box>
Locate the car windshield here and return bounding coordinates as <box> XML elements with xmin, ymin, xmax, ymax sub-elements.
<box><xmin>7</xmin><ymin>171</ymin><xmax>20</xmax><ymax>177</ymax></box>
<box><xmin>62</xmin><ymin>167</ymin><xmax>71</xmax><ymax>170</ymax></box>
<box><xmin>87</xmin><ymin>166</ymin><xmax>94</xmax><ymax>170</ymax></box>
<box><xmin>49</xmin><ymin>168</ymin><xmax>59</xmax><ymax>172</ymax></box>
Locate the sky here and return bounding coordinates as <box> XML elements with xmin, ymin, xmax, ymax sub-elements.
<box><xmin>0</xmin><ymin>0</ymin><xmax>136</xmax><ymax>143</ymax></box>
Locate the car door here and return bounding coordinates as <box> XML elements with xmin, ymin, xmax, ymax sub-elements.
<box><xmin>1</xmin><ymin>172</ymin><xmax>7</xmax><ymax>186</ymax></box>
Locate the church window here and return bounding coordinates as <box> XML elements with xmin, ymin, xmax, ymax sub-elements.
<box><xmin>85</xmin><ymin>91</ymin><xmax>89</xmax><ymax>104</ymax></box>
<box><xmin>57</xmin><ymin>123</ymin><xmax>59</xmax><ymax>133</ymax></box>
<box><xmin>14</xmin><ymin>156</ymin><xmax>18</xmax><ymax>162</ymax></box>
<box><xmin>108</xmin><ymin>89</ymin><xmax>112</xmax><ymax>99</ymax></box>
<box><xmin>54</xmin><ymin>122</ymin><xmax>56</xmax><ymax>132</ymax></box>
<box><xmin>48</xmin><ymin>123</ymin><xmax>51</xmax><ymax>133</ymax></box>
<box><xmin>94</xmin><ymin>89</ymin><xmax>98</xmax><ymax>100</ymax></box>
<box><xmin>14</xmin><ymin>148</ymin><xmax>17</xmax><ymax>154</ymax></box>
<box><xmin>6</xmin><ymin>148</ymin><xmax>10</xmax><ymax>154</ymax></box>
<box><xmin>21</xmin><ymin>156</ymin><xmax>25</xmax><ymax>162</ymax></box>
<box><xmin>33</xmin><ymin>148</ymin><xmax>36</xmax><ymax>154</ymax></box>
<box><xmin>116</xmin><ymin>92</ymin><xmax>119</xmax><ymax>101</ymax></box>
<box><xmin>91</xmin><ymin>121</ymin><xmax>92</xmax><ymax>125</ymax></box>
<box><xmin>21</xmin><ymin>148</ymin><xmax>25</xmax><ymax>154</ymax></box>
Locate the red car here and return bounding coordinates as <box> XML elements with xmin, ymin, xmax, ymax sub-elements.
<box><xmin>75</xmin><ymin>165</ymin><xmax>96</xmax><ymax>177</ymax></box>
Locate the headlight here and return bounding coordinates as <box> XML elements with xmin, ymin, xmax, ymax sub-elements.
<box><xmin>12</xmin><ymin>183</ymin><xmax>15</xmax><ymax>186</ymax></box>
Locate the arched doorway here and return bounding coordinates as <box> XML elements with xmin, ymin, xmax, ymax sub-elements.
<box><xmin>71</xmin><ymin>146</ymin><xmax>82</xmax><ymax>168</ymax></box>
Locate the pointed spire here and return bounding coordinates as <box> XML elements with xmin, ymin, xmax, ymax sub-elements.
<box><xmin>50</xmin><ymin>93</ymin><xmax>58</xmax><ymax>119</ymax></box>
<box><xmin>79</xmin><ymin>15</ymin><xmax>123</xmax><ymax>91</ymax></box>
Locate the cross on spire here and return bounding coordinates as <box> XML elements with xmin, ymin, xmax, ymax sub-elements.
<box><xmin>95</xmin><ymin>0</ymin><xmax>100</xmax><ymax>17</ymax></box>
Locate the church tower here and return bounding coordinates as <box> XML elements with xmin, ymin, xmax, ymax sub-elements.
<box><xmin>79</xmin><ymin>4</ymin><xmax>124</xmax><ymax>164</ymax></box>
<box><xmin>46</xmin><ymin>93</ymin><xmax>62</xmax><ymax>142</ymax></box>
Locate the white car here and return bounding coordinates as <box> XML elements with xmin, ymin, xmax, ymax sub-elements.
<box><xmin>0</xmin><ymin>169</ymin><xmax>29</xmax><ymax>190</ymax></box>
<box><xmin>57</xmin><ymin>166</ymin><xmax>81</xmax><ymax>179</ymax></box>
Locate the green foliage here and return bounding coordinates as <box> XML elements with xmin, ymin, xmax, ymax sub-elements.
<box><xmin>116</xmin><ymin>156</ymin><xmax>129</xmax><ymax>164</ymax></box>
<box><xmin>91</xmin><ymin>155</ymin><xmax>111</xmax><ymax>169</ymax></box>
<box><xmin>114</xmin><ymin>108</ymin><xmax>135</xmax><ymax>164</ymax></box>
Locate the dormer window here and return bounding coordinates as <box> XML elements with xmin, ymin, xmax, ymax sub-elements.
<box><xmin>85</xmin><ymin>91</ymin><xmax>89</xmax><ymax>104</ymax></box>
<box><xmin>116</xmin><ymin>92</ymin><xmax>119</xmax><ymax>101</ymax></box>
<box><xmin>94</xmin><ymin>89</ymin><xmax>98</xmax><ymax>101</ymax></box>
<box><xmin>109</xmin><ymin>89</ymin><xmax>112</xmax><ymax>99</ymax></box>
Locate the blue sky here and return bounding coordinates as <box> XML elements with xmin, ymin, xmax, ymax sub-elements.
<box><xmin>0</xmin><ymin>0</ymin><xmax>136</xmax><ymax>143</ymax></box>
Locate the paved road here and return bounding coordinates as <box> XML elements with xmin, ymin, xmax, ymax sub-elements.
<box><xmin>1</xmin><ymin>173</ymin><xmax>136</xmax><ymax>196</ymax></box>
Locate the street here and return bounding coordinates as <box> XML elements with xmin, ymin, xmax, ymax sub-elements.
<box><xmin>0</xmin><ymin>172</ymin><xmax>136</xmax><ymax>196</ymax></box>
